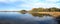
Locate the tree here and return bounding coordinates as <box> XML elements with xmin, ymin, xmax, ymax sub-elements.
<box><xmin>48</xmin><ymin>7</ymin><xmax>59</xmax><ymax>12</ymax></box>
<box><xmin>29</xmin><ymin>7</ymin><xmax>60</xmax><ymax>12</ymax></box>
<box><xmin>37</xmin><ymin>7</ymin><xmax>45</xmax><ymax>12</ymax></box>
<box><xmin>30</xmin><ymin>8</ymin><xmax>38</xmax><ymax>12</ymax></box>
<box><xmin>20</xmin><ymin>10</ymin><xmax>27</xmax><ymax>14</ymax></box>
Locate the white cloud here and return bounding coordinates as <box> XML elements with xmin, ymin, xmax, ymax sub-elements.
<box><xmin>0</xmin><ymin>0</ymin><xmax>22</xmax><ymax>3</ymax></box>
<box><xmin>0</xmin><ymin>0</ymin><xmax>8</xmax><ymax>3</ymax></box>
<box><xmin>18</xmin><ymin>0</ymin><xmax>60</xmax><ymax>8</ymax></box>
<box><xmin>32</xmin><ymin>3</ymin><xmax>46</xmax><ymax>8</ymax></box>
<box><xmin>20</xmin><ymin>4</ymin><xmax>31</xmax><ymax>8</ymax></box>
<box><xmin>31</xmin><ymin>3</ymin><xmax>57</xmax><ymax>8</ymax></box>
<box><xmin>0</xmin><ymin>0</ymin><xmax>6</xmax><ymax>2</ymax></box>
<box><xmin>18</xmin><ymin>2</ymin><xmax>59</xmax><ymax>8</ymax></box>
<box><xmin>8</xmin><ymin>0</ymin><xmax>18</xmax><ymax>2</ymax></box>
<box><xmin>0</xmin><ymin>0</ymin><xmax>60</xmax><ymax>10</ymax></box>
<box><xmin>45</xmin><ymin>0</ymin><xmax>59</xmax><ymax>3</ymax></box>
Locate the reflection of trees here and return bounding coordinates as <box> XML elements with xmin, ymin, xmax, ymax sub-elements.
<box><xmin>30</xmin><ymin>13</ymin><xmax>51</xmax><ymax>17</ymax></box>
<box><xmin>30</xmin><ymin>13</ymin><xmax>44</xmax><ymax>17</ymax></box>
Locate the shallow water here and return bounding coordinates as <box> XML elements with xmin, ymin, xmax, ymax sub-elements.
<box><xmin>0</xmin><ymin>12</ymin><xmax>58</xmax><ymax>24</ymax></box>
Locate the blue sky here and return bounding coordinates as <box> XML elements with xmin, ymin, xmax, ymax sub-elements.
<box><xmin>0</xmin><ymin>0</ymin><xmax>60</xmax><ymax>11</ymax></box>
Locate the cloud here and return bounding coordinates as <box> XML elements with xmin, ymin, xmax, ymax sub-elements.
<box><xmin>0</xmin><ymin>0</ymin><xmax>60</xmax><ymax>10</ymax></box>
<box><xmin>18</xmin><ymin>0</ymin><xmax>60</xmax><ymax>8</ymax></box>
<box><xmin>45</xmin><ymin>0</ymin><xmax>59</xmax><ymax>2</ymax></box>
<box><xmin>17</xmin><ymin>0</ymin><xmax>60</xmax><ymax>8</ymax></box>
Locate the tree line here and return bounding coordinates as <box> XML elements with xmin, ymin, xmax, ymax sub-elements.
<box><xmin>29</xmin><ymin>7</ymin><xmax>60</xmax><ymax>12</ymax></box>
<box><xmin>20</xmin><ymin>7</ymin><xmax>60</xmax><ymax>17</ymax></box>
<box><xmin>20</xmin><ymin>7</ymin><xmax>60</xmax><ymax>13</ymax></box>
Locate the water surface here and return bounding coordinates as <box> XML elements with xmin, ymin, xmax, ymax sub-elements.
<box><xmin>0</xmin><ymin>12</ymin><xmax>58</xmax><ymax>24</ymax></box>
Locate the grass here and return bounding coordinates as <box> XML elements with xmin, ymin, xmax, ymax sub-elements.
<box><xmin>29</xmin><ymin>12</ymin><xmax>60</xmax><ymax>17</ymax></box>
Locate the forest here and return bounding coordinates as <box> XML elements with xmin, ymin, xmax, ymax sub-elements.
<box><xmin>29</xmin><ymin>7</ymin><xmax>60</xmax><ymax>12</ymax></box>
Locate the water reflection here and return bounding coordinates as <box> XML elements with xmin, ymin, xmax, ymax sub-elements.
<box><xmin>30</xmin><ymin>13</ymin><xmax>51</xmax><ymax>17</ymax></box>
<box><xmin>20</xmin><ymin>12</ymin><xmax>58</xmax><ymax>24</ymax></box>
<box><xmin>0</xmin><ymin>12</ymin><xmax>58</xmax><ymax>24</ymax></box>
<box><xmin>20</xmin><ymin>10</ymin><xmax>27</xmax><ymax>14</ymax></box>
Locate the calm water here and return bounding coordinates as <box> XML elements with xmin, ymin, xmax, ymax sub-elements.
<box><xmin>0</xmin><ymin>12</ymin><xmax>58</xmax><ymax>24</ymax></box>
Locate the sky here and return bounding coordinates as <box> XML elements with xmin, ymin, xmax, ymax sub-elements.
<box><xmin>0</xmin><ymin>0</ymin><xmax>60</xmax><ymax>11</ymax></box>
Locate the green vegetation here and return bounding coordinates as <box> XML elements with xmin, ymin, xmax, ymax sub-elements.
<box><xmin>29</xmin><ymin>7</ymin><xmax>60</xmax><ymax>12</ymax></box>
<box><xmin>20</xmin><ymin>10</ymin><xmax>27</xmax><ymax>14</ymax></box>
<box><xmin>29</xmin><ymin>7</ymin><xmax>60</xmax><ymax>17</ymax></box>
<box><xmin>20</xmin><ymin>7</ymin><xmax>60</xmax><ymax>17</ymax></box>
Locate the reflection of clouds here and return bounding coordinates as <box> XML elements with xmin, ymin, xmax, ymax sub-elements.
<box><xmin>34</xmin><ymin>16</ymin><xmax>58</xmax><ymax>24</ymax></box>
<box><xmin>20</xmin><ymin>16</ymin><xmax>57</xmax><ymax>24</ymax></box>
<box><xmin>18</xmin><ymin>13</ymin><xmax>58</xmax><ymax>24</ymax></box>
<box><xmin>0</xmin><ymin>12</ymin><xmax>58</xmax><ymax>24</ymax></box>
